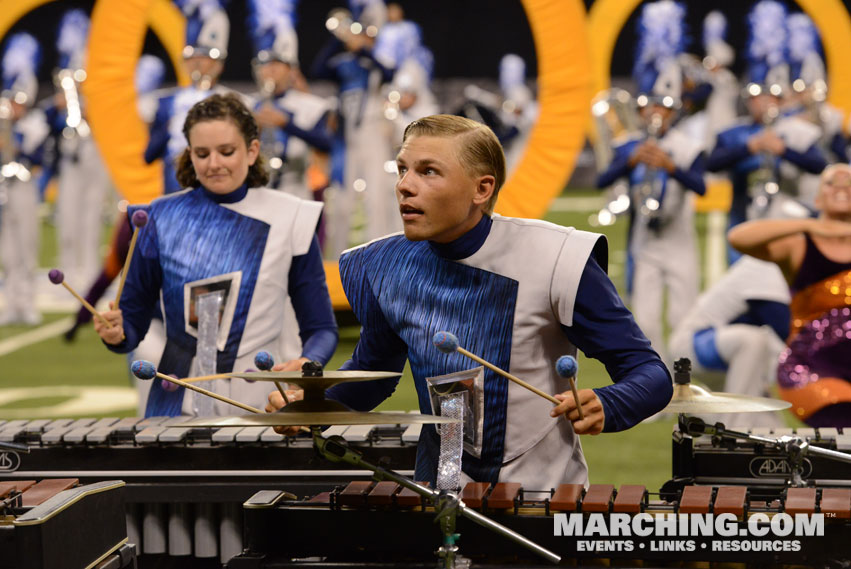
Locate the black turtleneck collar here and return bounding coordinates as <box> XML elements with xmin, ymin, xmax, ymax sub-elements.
<box><xmin>201</xmin><ymin>183</ymin><xmax>249</xmax><ymax>204</ymax></box>
<box><xmin>427</xmin><ymin>214</ymin><xmax>493</xmax><ymax>260</ymax></box>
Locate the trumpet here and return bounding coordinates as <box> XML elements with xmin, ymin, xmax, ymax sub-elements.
<box><xmin>55</xmin><ymin>68</ymin><xmax>90</xmax><ymax>138</ymax></box>
<box><xmin>747</xmin><ymin>101</ymin><xmax>781</xmax><ymax>219</ymax></box>
<box><xmin>257</xmin><ymin>78</ymin><xmax>284</xmax><ymax>177</ymax></box>
<box><xmin>590</xmin><ymin>89</ymin><xmax>641</xmax><ymax>226</ymax></box>
<box><xmin>325</xmin><ymin>8</ymin><xmax>379</xmax><ymax>41</ymax></box>
<box><xmin>0</xmin><ymin>97</ymin><xmax>31</xmax><ymax>182</ymax></box>
<box><xmin>634</xmin><ymin>113</ymin><xmax>664</xmax><ymax>223</ymax></box>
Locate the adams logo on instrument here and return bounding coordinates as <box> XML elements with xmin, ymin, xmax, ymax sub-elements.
<box><xmin>0</xmin><ymin>451</ymin><xmax>20</xmax><ymax>472</ymax></box>
<box><xmin>749</xmin><ymin>456</ymin><xmax>813</xmax><ymax>478</ymax></box>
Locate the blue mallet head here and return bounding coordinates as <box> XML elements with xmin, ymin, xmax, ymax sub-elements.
<box><xmin>254</xmin><ymin>351</ymin><xmax>274</xmax><ymax>371</ymax></box>
<box><xmin>555</xmin><ymin>355</ymin><xmax>579</xmax><ymax>379</ymax></box>
<box><xmin>161</xmin><ymin>374</ymin><xmax>179</xmax><ymax>392</ymax></box>
<box><xmin>432</xmin><ymin>331</ymin><xmax>459</xmax><ymax>354</ymax></box>
<box><xmin>131</xmin><ymin>360</ymin><xmax>157</xmax><ymax>380</ymax></box>
<box><xmin>131</xmin><ymin>209</ymin><xmax>149</xmax><ymax>228</ymax></box>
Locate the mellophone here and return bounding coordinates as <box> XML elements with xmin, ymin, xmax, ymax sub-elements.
<box><xmin>0</xmin><ymin>477</ymin><xmax>135</xmax><ymax>569</ymax></box>
<box><xmin>0</xmin><ymin>416</ymin><xmax>418</xmax><ymax>564</ymax></box>
<box><xmin>232</xmin><ymin>480</ymin><xmax>851</xmax><ymax>567</ymax></box>
<box><xmin>671</xmin><ymin>424</ymin><xmax>851</xmax><ymax>491</ymax></box>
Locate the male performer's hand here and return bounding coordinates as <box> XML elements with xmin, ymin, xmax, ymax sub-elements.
<box><xmin>551</xmin><ymin>389</ymin><xmax>605</xmax><ymax>435</ymax></box>
<box><xmin>266</xmin><ymin>388</ymin><xmax>305</xmax><ymax>436</ymax></box>
<box><xmin>94</xmin><ymin>301</ymin><xmax>126</xmax><ymax>345</ymax></box>
<box><xmin>272</xmin><ymin>357</ymin><xmax>310</xmax><ymax>372</ymax></box>
<box><xmin>255</xmin><ymin>105</ymin><xmax>289</xmax><ymax>129</ymax></box>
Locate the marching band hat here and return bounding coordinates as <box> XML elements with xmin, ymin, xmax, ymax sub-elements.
<box><xmin>1</xmin><ymin>33</ymin><xmax>40</xmax><ymax>107</ymax></box>
<box><xmin>177</xmin><ymin>0</ymin><xmax>230</xmax><ymax>60</ymax></box>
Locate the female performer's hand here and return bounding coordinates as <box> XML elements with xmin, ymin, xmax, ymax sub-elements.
<box><xmin>94</xmin><ymin>301</ymin><xmax>126</xmax><ymax>345</ymax></box>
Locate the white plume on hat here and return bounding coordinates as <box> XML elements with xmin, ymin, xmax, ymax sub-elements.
<box><xmin>703</xmin><ymin>10</ymin><xmax>734</xmax><ymax>68</ymax></box>
<box><xmin>2</xmin><ymin>33</ymin><xmax>40</xmax><ymax>106</ymax></box>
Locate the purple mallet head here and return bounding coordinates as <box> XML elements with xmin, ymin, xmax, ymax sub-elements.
<box><xmin>131</xmin><ymin>209</ymin><xmax>149</xmax><ymax>228</ymax></box>
<box><xmin>131</xmin><ymin>360</ymin><xmax>157</xmax><ymax>380</ymax></box>
<box><xmin>242</xmin><ymin>369</ymin><xmax>257</xmax><ymax>383</ymax></box>
<box><xmin>48</xmin><ymin>269</ymin><xmax>64</xmax><ymax>285</ymax></box>
<box><xmin>555</xmin><ymin>355</ymin><xmax>579</xmax><ymax>379</ymax></box>
<box><xmin>254</xmin><ymin>351</ymin><xmax>274</xmax><ymax>371</ymax></box>
<box><xmin>432</xmin><ymin>331</ymin><xmax>459</xmax><ymax>354</ymax></box>
<box><xmin>161</xmin><ymin>374</ymin><xmax>179</xmax><ymax>392</ymax></box>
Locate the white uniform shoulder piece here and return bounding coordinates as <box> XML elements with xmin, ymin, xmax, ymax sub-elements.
<box><xmin>467</xmin><ymin>215</ymin><xmax>604</xmax><ymax>328</ymax></box>
<box><xmin>223</xmin><ymin>188</ymin><xmax>322</xmax><ymax>256</ymax></box>
<box><xmin>278</xmin><ymin>90</ymin><xmax>330</xmax><ymax>131</ymax></box>
<box><xmin>660</xmin><ymin>126</ymin><xmax>704</xmax><ymax>168</ymax></box>
<box><xmin>774</xmin><ymin>115</ymin><xmax>822</xmax><ymax>153</ymax></box>
<box><xmin>15</xmin><ymin>108</ymin><xmax>49</xmax><ymax>155</ymax></box>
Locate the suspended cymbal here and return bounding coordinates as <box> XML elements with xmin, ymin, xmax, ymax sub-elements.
<box><xmin>175</xmin><ymin>411</ymin><xmax>459</xmax><ymax>428</ymax></box>
<box><xmin>660</xmin><ymin>383</ymin><xmax>792</xmax><ymax>414</ymax></box>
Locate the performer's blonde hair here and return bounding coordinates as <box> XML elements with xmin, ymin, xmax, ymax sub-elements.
<box><xmin>402</xmin><ymin>114</ymin><xmax>506</xmax><ymax>214</ymax></box>
<box><xmin>820</xmin><ymin>163</ymin><xmax>851</xmax><ymax>187</ymax></box>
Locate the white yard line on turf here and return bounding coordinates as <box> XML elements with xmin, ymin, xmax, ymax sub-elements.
<box><xmin>0</xmin><ymin>317</ymin><xmax>74</xmax><ymax>357</ymax></box>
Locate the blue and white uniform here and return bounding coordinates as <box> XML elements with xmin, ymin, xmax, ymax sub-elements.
<box><xmin>597</xmin><ymin>126</ymin><xmax>706</xmax><ymax>365</ymax></box>
<box><xmin>707</xmin><ymin>116</ymin><xmax>826</xmax><ymax>228</ymax></box>
<box><xmin>312</xmin><ymin>28</ymin><xmax>397</xmax><ymax>255</ymax></box>
<box><xmin>669</xmin><ymin>256</ymin><xmax>790</xmax><ymax>428</ymax></box>
<box><xmin>108</xmin><ymin>186</ymin><xmax>338</xmax><ymax>417</ymax></box>
<box><xmin>253</xmin><ymin>90</ymin><xmax>332</xmax><ymax>199</ymax></box>
<box><xmin>0</xmin><ymin>110</ymin><xmax>49</xmax><ymax>326</ymax></box>
<box><xmin>0</xmin><ymin>33</ymin><xmax>48</xmax><ymax>326</ymax></box>
<box><xmin>327</xmin><ymin>215</ymin><xmax>671</xmax><ymax>489</ymax></box>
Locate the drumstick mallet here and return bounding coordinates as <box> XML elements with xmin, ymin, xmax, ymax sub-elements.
<box><xmin>432</xmin><ymin>332</ymin><xmax>584</xmax><ymax>420</ymax></box>
<box><xmin>133</xmin><ymin>361</ymin><xmax>310</xmax><ymax>434</ymax></box>
<box><xmin>114</xmin><ymin>210</ymin><xmax>148</xmax><ymax>310</ymax></box>
<box><xmin>254</xmin><ymin>351</ymin><xmax>290</xmax><ymax>404</ymax></box>
<box><xmin>131</xmin><ymin>360</ymin><xmax>262</xmax><ymax>414</ymax></box>
<box><xmin>555</xmin><ymin>355</ymin><xmax>584</xmax><ymax>421</ymax></box>
<box><xmin>48</xmin><ymin>269</ymin><xmax>112</xmax><ymax>329</ymax></box>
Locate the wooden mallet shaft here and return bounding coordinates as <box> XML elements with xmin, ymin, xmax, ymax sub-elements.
<box><xmin>114</xmin><ymin>210</ymin><xmax>148</xmax><ymax>310</ymax></box>
<box><xmin>154</xmin><ymin>371</ymin><xmax>262</xmax><ymax>414</ymax></box>
<box><xmin>179</xmin><ymin>372</ymin><xmax>239</xmax><ymax>384</ymax></box>
<box><xmin>433</xmin><ymin>332</ymin><xmax>586</xmax><ymax>421</ymax></box>
<box><xmin>454</xmin><ymin>346</ymin><xmax>561</xmax><ymax>405</ymax></box>
<box><xmin>48</xmin><ymin>269</ymin><xmax>112</xmax><ymax>329</ymax></box>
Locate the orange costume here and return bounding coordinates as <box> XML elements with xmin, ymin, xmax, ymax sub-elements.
<box><xmin>777</xmin><ymin>234</ymin><xmax>851</xmax><ymax>426</ymax></box>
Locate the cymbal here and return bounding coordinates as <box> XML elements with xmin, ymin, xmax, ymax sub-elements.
<box><xmin>175</xmin><ymin>411</ymin><xmax>459</xmax><ymax>428</ymax></box>
<box><xmin>660</xmin><ymin>383</ymin><xmax>792</xmax><ymax>414</ymax></box>
<box><xmin>231</xmin><ymin>370</ymin><xmax>401</xmax><ymax>391</ymax></box>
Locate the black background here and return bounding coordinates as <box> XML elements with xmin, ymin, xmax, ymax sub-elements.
<box><xmin>5</xmin><ymin>1</ymin><xmax>850</xmax><ymax>85</ymax></box>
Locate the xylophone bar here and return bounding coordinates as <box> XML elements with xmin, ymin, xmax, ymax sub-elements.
<box><xmin>0</xmin><ymin>416</ymin><xmax>419</xmax><ymax>566</ymax></box>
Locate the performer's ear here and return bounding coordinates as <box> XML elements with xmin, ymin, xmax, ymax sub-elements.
<box><xmin>472</xmin><ymin>175</ymin><xmax>496</xmax><ymax>208</ymax></box>
<box><xmin>247</xmin><ymin>139</ymin><xmax>260</xmax><ymax>166</ymax></box>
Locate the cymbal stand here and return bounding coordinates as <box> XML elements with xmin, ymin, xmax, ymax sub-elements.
<box><xmin>681</xmin><ymin>415</ymin><xmax>851</xmax><ymax>487</ymax></box>
<box><xmin>311</xmin><ymin>427</ymin><xmax>561</xmax><ymax>567</ymax></box>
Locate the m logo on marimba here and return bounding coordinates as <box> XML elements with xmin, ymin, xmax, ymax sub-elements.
<box><xmin>0</xmin><ymin>451</ymin><xmax>20</xmax><ymax>472</ymax></box>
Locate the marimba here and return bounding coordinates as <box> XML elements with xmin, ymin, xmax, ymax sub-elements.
<box><xmin>0</xmin><ymin>417</ymin><xmax>418</xmax><ymax>565</ymax></box>
<box><xmin>671</xmin><ymin>424</ymin><xmax>851</xmax><ymax>490</ymax></box>
<box><xmin>231</xmin><ymin>481</ymin><xmax>851</xmax><ymax>567</ymax></box>
<box><xmin>0</xmin><ymin>478</ymin><xmax>134</xmax><ymax>569</ymax></box>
